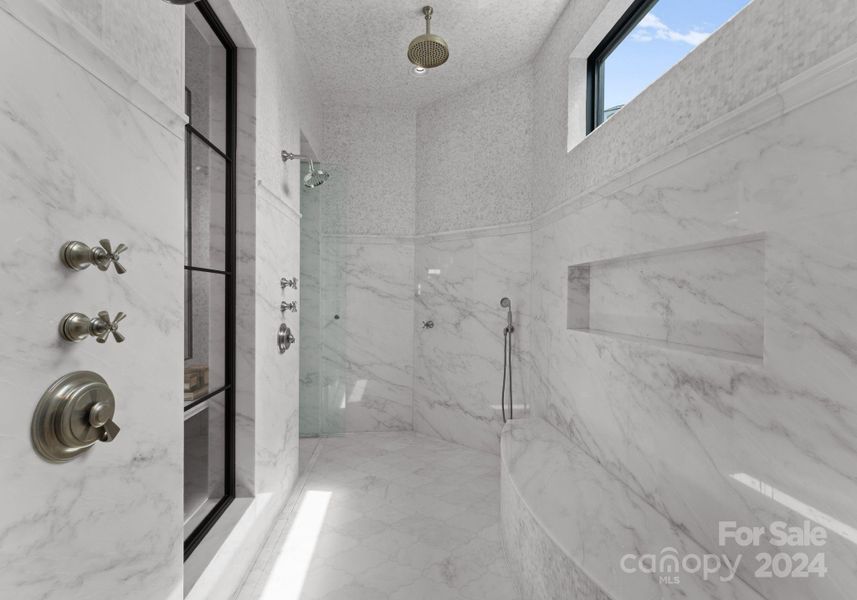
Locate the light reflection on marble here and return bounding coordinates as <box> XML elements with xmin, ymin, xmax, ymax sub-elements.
<box><xmin>501</xmin><ymin>418</ymin><xmax>765</xmax><ymax>600</ymax></box>
<box><xmin>236</xmin><ymin>432</ymin><xmax>520</xmax><ymax>600</ymax></box>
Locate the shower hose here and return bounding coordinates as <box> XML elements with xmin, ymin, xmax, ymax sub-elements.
<box><xmin>501</xmin><ymin>324</ymin><xmax>513</xmax><ymax>423</ymax></box>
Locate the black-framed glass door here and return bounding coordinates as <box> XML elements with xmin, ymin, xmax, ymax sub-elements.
<box><xmin>182</xmin><ymin>0</ymin><xmax>237</xmax><ymax>560</ymax></box>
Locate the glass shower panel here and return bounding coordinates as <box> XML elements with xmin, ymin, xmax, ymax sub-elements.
<box><xmin>299</xmin><ymin>163</ymin><xmax>348</xmax><ymax>437</ymax></box>
<box><xmin>320</xmin><ymin>222</ymin><xmax>347</xmax><ymax>435</ymax></box>
<box><xmin>299</xmin><ymin>182</ymin><xmax>322</xmax><ymax>437</ymax></box>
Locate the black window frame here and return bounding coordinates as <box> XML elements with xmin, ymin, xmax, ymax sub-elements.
<box><xmin>586</xmin><ymin>0</ymin><xmax>658</xmax><ymax>133</ymax></box>
<box><xmin>183</xmin><ymin>0</ymin><xmax>238</xmax><ymax>561</ymax></box>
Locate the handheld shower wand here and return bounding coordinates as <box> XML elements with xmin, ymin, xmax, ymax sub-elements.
<box><xmin>501</xmin><ymin>297</ymin><xmax>513</xmax><ymax>329</ymax></box>
<box><xmin>500</xmin><ymin>298</ymin><xmax>514</xmax><ymax>422</ymax></box>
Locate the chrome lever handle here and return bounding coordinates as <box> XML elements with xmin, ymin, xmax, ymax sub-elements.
<box><xmin>100</xmin><ymin>419</ymin><xmax>120</xmax><ymax>441</ymax></box>
<box><xmin>60</xmin><ymin>311</ymin><xmax>126</xmax><ymax>343</ymax></box>
<box><xmin>60</xmin><ymin>239</ymin><xmax>127</xmax><ymax>274</ymax></box>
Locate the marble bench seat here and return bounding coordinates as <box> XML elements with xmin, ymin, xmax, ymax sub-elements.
<box><xmin>499</xmin><ymin>418</ymin><xmax>763</xmax><ymax>600</ymax></box>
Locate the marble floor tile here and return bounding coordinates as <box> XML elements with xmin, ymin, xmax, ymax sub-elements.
<box><xmin>236</xmin><ymin>432</ymin><xmax>521</xmax><ymax>600</ymax></box>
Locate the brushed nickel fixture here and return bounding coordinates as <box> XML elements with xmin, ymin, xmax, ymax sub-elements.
<box><xmin>60</xmin><ymin>311</ymin><xmax>126</xmax><ymax>344</ymax></box>
<box><xmin>281</xmin><ymin>301</ymin><xmax>297</xmax><ymax>313</ymax></box>
<box><xmin>281</xmin><ymin>276</ymin><xmax>298</xmax><ymax>290</ymax></box>
<box><xmin>408</xmin><ymin>6</ymin><xmax>449</xmax><ymax>69</ymax></box>
<box><xmin>278</xmin><ymin>323</ymin><xmax>295</xmax><ymax>353</ymax></box>
<box><xmin>60</xmin><ymin>239</ymin><xmax>127</xmax><ymax>274</ymax></box>
<box><xmin>500</xmin><ymin>297</ymin><xmax>514</xmax><ymax>422</ymax></box>
<box><xmin>281</xmin><ymin>151</ymin><xmax>330</xmax><ymax>189</ymax></box>
<box><xmin>32</xmin><ymin>371</ymin><xmax>121</xmax><ymax>463</ymax></box>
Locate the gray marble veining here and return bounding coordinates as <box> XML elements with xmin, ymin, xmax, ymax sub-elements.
<box><xmin>571</xmin><ymin>236</ymin><xmax>766</xmax><ymax>360</ymax></box>
<box><xmin>530</xmin><ymin>76</ymin><xmax>857</xmax><ymax>599</ymax></box>
<box><xmin>414</xmin><ymin>231</ymin><xmax>532</xmax><ymax>454</ymax></box>
<box><xmin>0</xmin><ymin>9</ymin><xmax>184</xmax><ymax>598</ymax></box>
<box><xmin>501</xmin><ymin>418</ymin><xmax>765</xmax><ymax>600</ymax></box>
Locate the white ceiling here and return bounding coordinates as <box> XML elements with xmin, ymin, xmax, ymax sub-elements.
<box><xmin>285</xmin><ymin>0</ymin><xmax>571</xmax><ymax>108</ymax></box>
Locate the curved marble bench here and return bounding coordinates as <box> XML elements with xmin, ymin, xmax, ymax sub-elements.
<box><xmin>500</xmin><ymin>418</ymin><xmax>763</xmax><ymax>600</ymax></box>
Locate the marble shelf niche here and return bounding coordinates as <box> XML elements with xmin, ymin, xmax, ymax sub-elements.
<box><xmin>567</xmin><ymin>234</ymin><xmax>766</xmax><ymax>364</ymax></box>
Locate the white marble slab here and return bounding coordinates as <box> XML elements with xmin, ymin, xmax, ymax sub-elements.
<box><xmin>501</xmin><ymin>418</ymin><xmax>765</xmax><ymax>600</ymax></box>
<box><xmin>570</xmin><ymin>235</ymin><xmax>766</xmax><ymax>360</ymax></box>
<box><xmin>414</xmin><ymin>231</ymin><xmax>532</xmax><ymax>454</ymax></box>
<box><xmin>530</xmin><ymin>77</ymin><xmax>857</xmax><ymax>599</ymax></box>
<box><xmin>236</xmin><ymin>432</ymin><xmax>520</xmax><ymax>600</ymax></box>
<box><xmin>328</xmin><ymin>238</ymin><xmax>415</xmax><ymax>432</ymax></box>
<box><xmin>0</xmin><ymin>10</ymin><xmax>184</xmax><ymax>598</ymax></box>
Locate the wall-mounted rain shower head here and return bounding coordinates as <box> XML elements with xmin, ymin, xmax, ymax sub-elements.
<box><xmin>304</xmin><ymin>161</ymin><xmax>329</xmax><ymax>189</ymax></box>
<box><xmin>282</xmin><ymin>150</ymin><xmax>331</xmax><ymax>189</ymax></box>
<box><xmin>408</xmin><ymin>6</ymin><xmax>449</xmax><ymax>69</ymax></box>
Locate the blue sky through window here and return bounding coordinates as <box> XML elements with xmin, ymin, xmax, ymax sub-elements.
<box><xmin>603</xmin><ymin>0</ymin><xmax>752</xmax><ymax>111</ymax></box>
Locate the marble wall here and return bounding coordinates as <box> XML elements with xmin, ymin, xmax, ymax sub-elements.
<box><xmin>414</xmin><ymin>228</ymin><xmax>531</xmax><ymax>454</ymax></box>
<box><xmin>35</xmin><ymin>0</ymin><xmax>184</xmax><ymax>111</ymax></box>
<box><xmin>527</xmin><ymin>0</ymin><xmax>857</xmax><ymax>592</ymax></box>
<box><xmin>0</xmin><ymin>4</ymin><xmax>185</xmax><ymax>598</ymax></box>
<box><xmin>0</xmin><ymin>0</ymin><xmax>323</xmax><ymax>598</ymax></box>
<box><xmin>569</xmin><ymin>236</ymin><xmax>767</xmax><ymax>360</ymax></box>
<box><xmin>310</xmin><ymin>71</ymin><xmax>536</xmax><ymax>442</ymax></box>
<box><xmin>329</xmin><ymin>237</ymin><xmax>415</xmax><ymax>432</ymax></box>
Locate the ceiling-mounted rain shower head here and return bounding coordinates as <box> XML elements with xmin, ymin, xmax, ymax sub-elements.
<box><xmin>408</xmin><ymin>6</ymin><xmax>449</xmax><ymax>69</ymax></box>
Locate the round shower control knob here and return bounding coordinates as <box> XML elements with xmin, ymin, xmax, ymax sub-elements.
<box><xmin>278</xmin><ymin>323</ymin><xmax>295</xmax><ymax>353</ymax></box>
<box><xmin>32</xmin><ymin>371</ymin><xmax>121</xmax><ymax>462</ymax></box>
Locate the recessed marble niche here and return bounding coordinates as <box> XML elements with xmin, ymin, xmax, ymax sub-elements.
<box><xmin>567</xmin><ymin>234</ymin><xmax>766</xmax><ymax>362</ymax></box>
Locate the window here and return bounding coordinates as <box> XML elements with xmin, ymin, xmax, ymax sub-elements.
<box><xmin>587</xmin><ymin>0</ymin><xmax>752</xmax><ymax>132</ymax></box>
<box><xmin>183</xmin><ymin>0</ymin><xmax>237</xmax><ymax>559</ymax></box>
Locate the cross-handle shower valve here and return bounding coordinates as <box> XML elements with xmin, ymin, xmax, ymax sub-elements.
<box><xmin>61</xmin><ymin>239</ymin><xmax>127</xmax><ymax>274</ymax></box>
<box><xmin>281</xmin><ymin>301</ymin><xmax>298</xmax><ymax>313</ymax></box>
<box><xmin>281</xmin><ymin>277</ymin><xmax>298</xmax><ymax>290</ymax></box>
<box><xmin>60</xmin><ymin>311</ymin><xmax>126</xmax><ymax>344</ymax></box>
